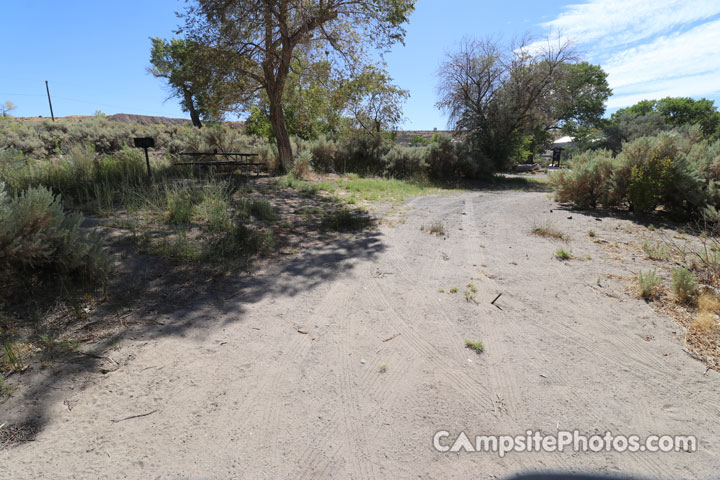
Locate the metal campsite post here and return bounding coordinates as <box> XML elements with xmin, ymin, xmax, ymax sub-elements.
<box><xmin>133</xmin><ymin>137</ymin><xmax>155</xmax><ymax>180</ymax></box>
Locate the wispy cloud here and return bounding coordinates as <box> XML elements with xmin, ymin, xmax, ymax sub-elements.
<box><xmin>541</xmin><ymin>0</ymin><xmax>720</xmax><ymax>109</ymax></box>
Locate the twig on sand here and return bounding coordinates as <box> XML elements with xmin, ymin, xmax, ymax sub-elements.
<box><xmin>383</xmin><ymin>333</ymin><xmax>401</xmax><ymax>343</ymax></box>
<box><xmin>111</xmin><ymin>409</ymin><xmax>159</xmax><ymax>424</ymax></box>
<box><xmin>491</xmin><ymin>293</ymin><xmax>502</xmax><ymax>305</ymax></box>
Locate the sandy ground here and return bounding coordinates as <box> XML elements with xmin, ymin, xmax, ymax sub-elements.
<box><xmin>3</xmin><ymin>189</ymin><xmax>720</xmax><ymax>479</ymax></box>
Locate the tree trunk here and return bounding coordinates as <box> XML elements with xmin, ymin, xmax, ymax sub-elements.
<box><xmin>189</xmin><ymin>108</ymin><xmax>203</xmax><ymax>129</ymax></box>
<box><xmin>184</xmin><ymin>90</ymin><xmax>203</xmax><ymax>128</ymax></box>
<box><xmin>269</xmin><ymin>94</ymin><xmax>293</xmax><ymax>173</ymax></box>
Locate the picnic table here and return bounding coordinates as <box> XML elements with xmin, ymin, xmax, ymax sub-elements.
<box><xmin>176</xmin><ymin>151</ymin><xmax>265</xmax><ymax>175</ymax></box>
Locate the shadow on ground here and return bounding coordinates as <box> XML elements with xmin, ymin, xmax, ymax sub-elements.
<box><xmin>1</xmin><ymin>227</ymin><xmax>385</xmax><ymax>446</ymax></box>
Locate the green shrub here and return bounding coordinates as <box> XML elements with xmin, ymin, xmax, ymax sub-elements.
<box><xmin>628</xmin><ymin>155</ymin><xmax>674</xmax><ymax>213</ymax></box>
<box><xmin>551</xmin><ymin>150</ymin><xmax>619</xmax><ymax>209</ymax></box>
<box><xmin>382</xmin><ymin>145</ymin><xmax>428</xmax><ymax>180</ymax></box>
<box><xmin>637</xmin><ymin>270</ymin><xmax>662</xmax><ymax>299</ymax></box>
<box><xmin>291</xmin><ymin>150</ymin><xmax>312</xmax><ymax>178</ymax></box>
<box><xmin>672</xmin><ymin>267</ymin><xmax>698</xmax><ymax>303</ymax></box>
<box><xmin>306</xmin><ymin>136</ymin><xmax>338</xmax><ymax>173</ymax></box>
<box><xmin>0</xmin><ymin>183</ymin><xmax>111</xmax><ymax>295</ymax></box>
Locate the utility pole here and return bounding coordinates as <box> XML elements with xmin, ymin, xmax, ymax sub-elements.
<box><xmin>45</xmin><ymin>80</ymin><xmax>55</xmax><ymax>121</ymax></box>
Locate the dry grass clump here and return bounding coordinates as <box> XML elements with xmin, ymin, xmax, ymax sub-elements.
<box><xmin>698</xmin><ymin>293</ymin><xmax>720</xmax><ymax>313</ymax></box>
<box><xmin>531</xmin><ymin>221</ymin><xmax>568</xmax><ymax>241</ymax></box>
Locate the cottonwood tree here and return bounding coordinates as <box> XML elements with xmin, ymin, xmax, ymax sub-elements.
<box><xmin>436</xmin><ymin>37</ymin><xmax>610</xmax><ymax>172</ymax></box>
<box><xmin>180</xmin><ymin>0</ymin><xmax>415</xmax><ymax>171</ymax></box>
<box><xmin>149</xmin><ymin>38</ymin><xmax>235</xmax><ymax>128</ymax></box>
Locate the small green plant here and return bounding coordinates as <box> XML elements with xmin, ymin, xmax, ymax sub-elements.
<box><xmin>671</xmin><ymin>267</ymin><xmax>698</xmax><ymax>303</ymax></box>
<box><xmin>166</xmin><ymin>187</ymin><xmax>195</xmax><ymax>225</ymax></box>
<box><xmin>249</xmin><ymin>198</ymin><xmax>274</xmax><ymax>221</ymax></box>
<box><xmin>637</xmin><ymin>270</ymin><xmax>662</xmax><ymax>300</ymax></box>
<box><xmin>642</xmin><ymin>240</ymin><xmax>669</xmax><ymax>261</ymax></box>
<box><xmin>555</xmin><ymin>248</ymin><xmax>572</xmax><ymax>260</ymax></box>
<box><xmin>449</xmin><ymin>287</ymin><xmax>459</xmax><ymax>294</ymax></box>
<box><xmin>588</xmin><ymin>230</ymin><xmax>596</xmax><ymax>238</ymax></box>
<box><xmin>465</xmin><ymin>340</ymin><xmax>484</xmax><ymax>354</ymax></box>
<box><xmin>438</xmin><ymin>288</ymin><xmax>445</xmax><ymax>293</ymax></box>
<box><xmin>379</xmin><ymin>364</ymin><xmax>388</xmax><ymax>373</ymax></box>
<box><xmin>464</xmin><ymin>290</ymin><xmax>475</xmax><ymax>302</ymax></box>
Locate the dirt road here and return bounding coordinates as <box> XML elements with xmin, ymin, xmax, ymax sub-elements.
<box><xmin>4</xmin><ymin>190</ymin><xmax>720</xmax><ymax>478</ymax></box>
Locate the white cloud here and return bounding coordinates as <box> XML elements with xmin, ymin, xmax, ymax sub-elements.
<box><xmin>541</xmin><ymin>0</ymin><xmax>720</xmax><ymax>110</ymax></box>
<box><xmin>545</xmin><ymin>0</ymin><xmax>720</xmax><ymax>49</ymax></box>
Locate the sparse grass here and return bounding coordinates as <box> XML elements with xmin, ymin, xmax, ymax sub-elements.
<box><xmin>321</xmin><ymin>208</ymin><xmax>372</xmax><ymax>232</ymax></box>
<box><xmin>554</xmin><ymin>248</ymin><xmax>572</xmax><ymax>260</ymax></box>
<box><xmin>690</xmin><ymin>311</ymin><xmax>720</xmax><ymax>337</ymax></box>
<box><xmin>1</xmin><ymin>333</ymin><xmax>24</xmax><ymax>372</ymax></box>
<box><xmin>0</xmin><ymin>376</ymin><xmax>18</xmax><ymax>397</ymax></box>
<box><xmin>438</xmin><ymin>288</ymin><xmax>445</xmax><ymax>293</ymax></box>
<box><xmin>337</xmin><ymin>176</ymin><xmax>446</xmax><ymax>203</ymax></box>
<box><xmin>588</xmin><ymin>229</ymin><xmax>596</xmax><ymax>238</ymax></box>
<box><xmin>379</xmin><ymin>364</ymin><xmax>388</xmax><ymax>373</ymax></box>
<box><xmin>509</xmin><ymin>260</ymin><xmax>518</xmax><ymax>265</ymax></box>
<box><xmin>637</xmin><ymin>270</ymin><xmax>662</xmax><ymax>300</ymax></box>
<box><xmin>532</xmin><ymin>222</ymin><xmax>568</xmax><ymax>241</ymax></box>
<box><xmin>248</xmin><ymin>198</ymin><xmax>274</xmax><ymax>221</ymax></box>
<box><xmin>449</xmin><ymin>287</ymin><xmax>459</xmax><ymax>294</ymax></box>
<box><xmin>422</xmin><ymin>221</ymin><xmax>445</xmax><ymax>236</ymax></box>
<box><xmin>465</xmin><ymin>340</ymin><xmax>485</xmax><ymax>354</ymax></box>
<box><xmin>671</xmin><ymin>267</ymin><xmax>698</xmax><ymax>303</ymax></box>
<box><xmin>37</xmin><ymin>334</ymin><xmax>78</xmax><ymax>356</ymax></box>
<box><xmin>642</xmin><ymin>240</ymin><xmax>670</xmax><ymax>261</ymax></box>
<box><xmin>699</xmin><ymin>293</ymin><xmax>720</xmax><ymax>313</ymax></box>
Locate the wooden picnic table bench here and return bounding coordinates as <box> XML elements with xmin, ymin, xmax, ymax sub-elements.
<box><xmin>176</xmin><ymin>151</ymin><xmax>265</xmax><ymax>175</ymax></box>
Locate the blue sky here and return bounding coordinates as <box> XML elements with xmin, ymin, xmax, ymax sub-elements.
<box><xmin>2</xmin><ymin>0</ymin><xmax>720</xmax><ymax>130</ymax></box>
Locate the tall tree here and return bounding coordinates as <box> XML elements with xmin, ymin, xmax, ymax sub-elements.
<box><xmin>149</xmin><ymin>38</ymin><xmax>229</xmax><ymax>128</ymax></box>
<box><xmin>436</xmin><ymin>37</ymin><xmax>609</xmax><ymax>171</ymax></box>
<box><xmin>181</xmin><ymin>0</ymin><xmax>415</xmax><ymax>171</ymax></box>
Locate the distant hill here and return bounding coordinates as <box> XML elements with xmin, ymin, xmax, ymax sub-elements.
<box><xmin>16</xmin><ymin>113</ymin><xmax>245</xmax><ymax>129</ymax></box>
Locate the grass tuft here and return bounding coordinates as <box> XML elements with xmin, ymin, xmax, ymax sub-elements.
<box><xmin>554</xmin><ymin>248</ymin><xmax>572</xmax><ymax>260</ymax></box>
<box><xmin>465</xmin><ymin>340</ymin><xmax>485</xmax><ymax>354</ymax></box>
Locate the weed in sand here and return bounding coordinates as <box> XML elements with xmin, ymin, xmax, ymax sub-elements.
<box><xmin>588</xmin><ymin>230</ymin><xmax>596</xmax><ymax>238</ymax></box>
<box><xmin>555</xmin><ymin>248</ymin><xmax>572</xmax><ymax>260</ymax></box>
<box><xmin>465</xmin><ymin>340</ymin><xmax>485</xmax><ymax>354</ymax></box>
<box><xmin>438</xmin><ymin>288</ymin><xmax>445</xmax><ymax>293</ymax></box>
<box><xmin>379</xmin><ymin>364</ymin><xmax>388</xmax><ymax>373</ymax></box>
<box><xmin>449</xmin><ymin>287</ymin><xmax>459</xmax><ymax>294</ymax></box>
<box><xmin>637</xmin><ymin>270</ymin><xmax>662</xmax><ymax>300</ymax></box>
<box><xmin>532</xmin><ymin>222</ymin><xmax>568</xmax><ymax>241</ymax></box>
<box><xmin>422</xmin><ymin>221</ymin><xmax>445</xmax><ymax>236</ymax></box>
<box><xmin>671</xmin><ymin>267</ymin><xmax>698</xmax><ymax>303</ymax></box>
<box><xmin>642</xmin><ymin>241</ymin><xmax>670</xmax><ymax>261</ymax></box>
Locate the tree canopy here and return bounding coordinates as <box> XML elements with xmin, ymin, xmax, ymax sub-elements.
<box><xmin>436</xmin><ymin>37</ymin><xmax>611</xmax><ymax>171</ymax></box>
<box><xmin>179</xmin><ymin>0</ymin><xmax>416</xmax><ymax>170</ymax></box>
